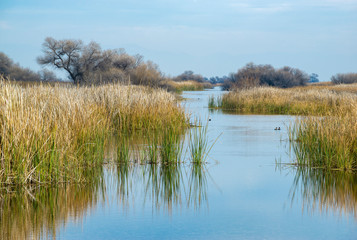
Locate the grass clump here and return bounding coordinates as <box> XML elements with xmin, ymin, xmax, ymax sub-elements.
<box><xmin>0</xmin><ymin>76</ymin><xmax>188</xmax><ymax>185</ymax></box>
<box><xmin>290</xmin><ymin>113</ymin><xmax>357</xmax><ymax>171</ymax></box>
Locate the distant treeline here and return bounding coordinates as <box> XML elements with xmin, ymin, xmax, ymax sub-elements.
<box><xmin>173</xmin><ymin>70</ymin><xmax>205</xmax><ymax>82</ymax></box>
<box><xmin>222</xmin><ymin>63</ymin><xmax>310</xmax><ymax>90</ymax></box>
<box><xmin>0</xmin><ymin>52</ymin><xmax>60</xmax><ymax>82</ymax></box>
<box><xmin>2</xmin><ymin>37</ymin><xmax>357</xmax><ymax>89</ymax></box>
<box><xmin>0</xmin><ymin>37</ymin><xmax>213</xmax><ymax>89</ymax></box>
<box><xmin>331</xmin><ymin>73</ymin><xmax>357</xmax><ymax>84</ymax></box>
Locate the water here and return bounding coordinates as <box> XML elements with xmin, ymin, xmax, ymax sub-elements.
<box><xmin>1</xmin><ymin>87</ymin><xmax>356</xmax><ymax>239</ymax></box>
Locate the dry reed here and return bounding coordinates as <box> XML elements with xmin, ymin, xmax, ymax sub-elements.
<box><xmin>163</xmin><ymin>80</ymin><xmax>212</xmax><ymax>93</ymax></box>
<box><xmin>210</xmin><ymin>86</ymin><xmax>357</xmax><ymax>116</ymax></box>
<box><xmin>0</xmin><ymin>76</ymin><xmax>188</xmax><ymax>184</ymax></box>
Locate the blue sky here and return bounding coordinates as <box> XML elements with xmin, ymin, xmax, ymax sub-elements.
<box><xmin>0</xmin><ymin>0</ymin><xmax>356</xmax><ymax>81</ymax></box>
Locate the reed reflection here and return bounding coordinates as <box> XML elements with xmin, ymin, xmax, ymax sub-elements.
<box><xmin>113</xmin><ymin>162</ymin><xmax>210</xmax><ymax>213</ymax></box>
<box><xmin>289</xmin><ymin>168</ymin><xmax>357</xmax><ymax>219</ymax></box>
<box><xmin>0</xmin><ymin>180</ymin><xmax>105</xmax><ymax>240</ymax></box>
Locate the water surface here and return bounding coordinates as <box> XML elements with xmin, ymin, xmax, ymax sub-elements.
<box><xmin>1</xmin><ymin>87</ymin><xmax>356</xmax><ymax>240</ymax></box>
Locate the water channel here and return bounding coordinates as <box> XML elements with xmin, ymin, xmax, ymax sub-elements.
<box><xmin>1</xmin><ymin>87</ymin><xmax>356</xmax><ymax>239</ymax></box>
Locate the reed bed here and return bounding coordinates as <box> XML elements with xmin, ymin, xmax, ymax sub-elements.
<box><xmin>209</xmin><ymin>86</ymin><xmax>357</xmax><ymax>116</ymax></box>
<box><xmin>163</xmin><ymin>80</ymin><xmax>212</xmax><ymax>93</ymax></box>
<box><xmin>290</xmin><ymin>113</ymin><xmax>357</xmax><ymax>170</ymax></box>
<box><xmin>0</xmin><ymin>77</ymin><xmax>188</xmax><ymax>185</ymax></box>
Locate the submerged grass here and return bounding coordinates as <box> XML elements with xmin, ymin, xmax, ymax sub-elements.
<box><xmin>0</xmin><ymin>76</ymin><xmax>188</xmax><ymax>185</ymax></box>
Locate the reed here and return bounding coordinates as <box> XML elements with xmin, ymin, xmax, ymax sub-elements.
<box><xmin>290</xmin><ymin>113</ymin><xmax>357</xmax><ymax>171</ymax></box>
<box><xmin>159</xmin><ymin>128</ymin><xmax>185</xmax><ymax>164</ymax></box>
<box><xmin>162</xmin><ymin>80</ymin><xmax>212</xmax><ymax>93</ymax></box>
<box><xmin>210</xmin><ymin>86</ymin><xmax>357</xmax><ymax>116</ymax></box>
<box><xmin>189</xmin><ymin>120</ymin><xmax>220</xmax><ymax>164</ymax></box>
<box><xmin>0</xmin><ymin>76</ymin><xmax>188</xmax><ymax>185</ymax></box>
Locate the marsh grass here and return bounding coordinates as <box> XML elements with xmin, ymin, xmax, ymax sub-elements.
<box><xmin>189</xmin><ymin>121</ymin><xmax>219</xmax><ymax>164</ymax></box>
<box><xmin>162</xmin><ymin>80</ymin><xmax>212</xmax><ymax>93</ymax></box>
<box><xmin>0</xmin><ymin>77</ymin><xmax>188</xmax><ymax>185</ymax></box>
<box><xmin>210</xmin><ymin>86</ymin><xmax>357</xmax><ymax>116</ymax></box>
<box><xmin>290</xmin><ymin>114</ymin><xmax>357</xmax><ymax>171</ymax></box>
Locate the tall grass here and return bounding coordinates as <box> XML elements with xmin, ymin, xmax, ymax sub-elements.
<box><xmin>290</xmin><ymin>114</ymin><xmax>357</xmax><ymax>171</ymax></box>
<box><xmin>162</xmin><ymin>80</ymin><xmax>212</xmax><ymax>93</ymax></box>
<box><xmin>0</xmin><ymin>76</ymin><xmax>188</xmax><ymax>185</ymax></box>
<box><xmin>189</xmin><ymin>122</ymin><xmax>218</xmax><ymax>164</ymax></box>
<box><xmin>210</xmin><ymin>85</ymin><xmax>357</xmax><ymax>116</ymax></box>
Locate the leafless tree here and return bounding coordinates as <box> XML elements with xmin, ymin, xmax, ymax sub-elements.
<box><xmin>37</xmin><ymin>37</ymin><xmax>84</xmax><ymax>84</ymax></box>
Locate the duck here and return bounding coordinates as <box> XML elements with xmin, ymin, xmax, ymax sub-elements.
<box><xmin>274</xmin><ymin>127</ymin><xmax>281</xmax><ymax>130</ymax></box>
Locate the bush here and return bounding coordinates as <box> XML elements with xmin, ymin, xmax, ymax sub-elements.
<box><xmin>227</xmin><ymin>63</ymin><xmax>309</xmax><ymax>90</ymax></box>
<box><xmin>331</xmin><ymin>73</ymin><xmax>357</xmax><ymax>84</ymax></box>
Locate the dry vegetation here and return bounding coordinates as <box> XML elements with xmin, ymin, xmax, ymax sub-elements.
<box><xmin>210</xmin><ymin>84</ymin><xmax>357</xmax><ymax>170</ymax></box>
<box><xmin>0</xmin><ymin>76</ymin><xmax>188</xmax><ymax>185</ymax></box>
<box><xmin>162</xmin><ymin>80</ymin><xmax>212</xmax><ymax>93</ymax></box>
<box><xmin>210</xmin><ymin>85</ymin><xmax>357</xmax><ymax>115</ymax></box>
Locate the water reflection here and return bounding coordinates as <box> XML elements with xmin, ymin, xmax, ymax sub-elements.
<box><xmin>113</xmin><ymin>162</ymin><xmax>210</xmax><ymax>213</ymax></box>
<box><xmin>289</xmin><ymin>168</ymin><xmax>357</xmax><ymax>219</ymax></box>
<box><xmin>1</xmin><ymin>162</ymin><xmax>210</xmax><ymax>239</ymax></box>
<box><xmin>0</xmin><ymin>182</ymin><xmax>105</xmax><ymax>240</ymax></box>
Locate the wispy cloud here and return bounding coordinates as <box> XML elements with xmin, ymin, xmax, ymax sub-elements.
<box><xmin>229</xmin><ymin>2</ymin><xmax>292</xmax><ymax>14</ymax></box>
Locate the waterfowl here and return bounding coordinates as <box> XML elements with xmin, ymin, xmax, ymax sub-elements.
<box><xmin>274</xmin><ymin>127</ymin><xmax>281</xmax><ymax>130</ymax></box>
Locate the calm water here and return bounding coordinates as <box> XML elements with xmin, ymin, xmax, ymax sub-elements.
<box><xmin>1</xmin><ymin>87</ymin><xmax>356</xmax><ymax>239</ymax></box>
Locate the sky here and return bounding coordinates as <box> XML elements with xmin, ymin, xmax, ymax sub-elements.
<box><xmin>0</xmin><ymin>0</ymin><xmax>356</xmax><ymax>81</ymax></box>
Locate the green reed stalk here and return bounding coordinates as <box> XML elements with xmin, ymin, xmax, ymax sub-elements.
<box><xmin>189</xmin><ymin>121</ymin><xmax>219</xmax><ymax>164</ymax></box>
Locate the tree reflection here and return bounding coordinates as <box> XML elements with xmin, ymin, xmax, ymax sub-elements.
<box><xmin>289</xmin><ymin>168</ymin><xmax>357</xmax><ymax>219</ymax></box>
